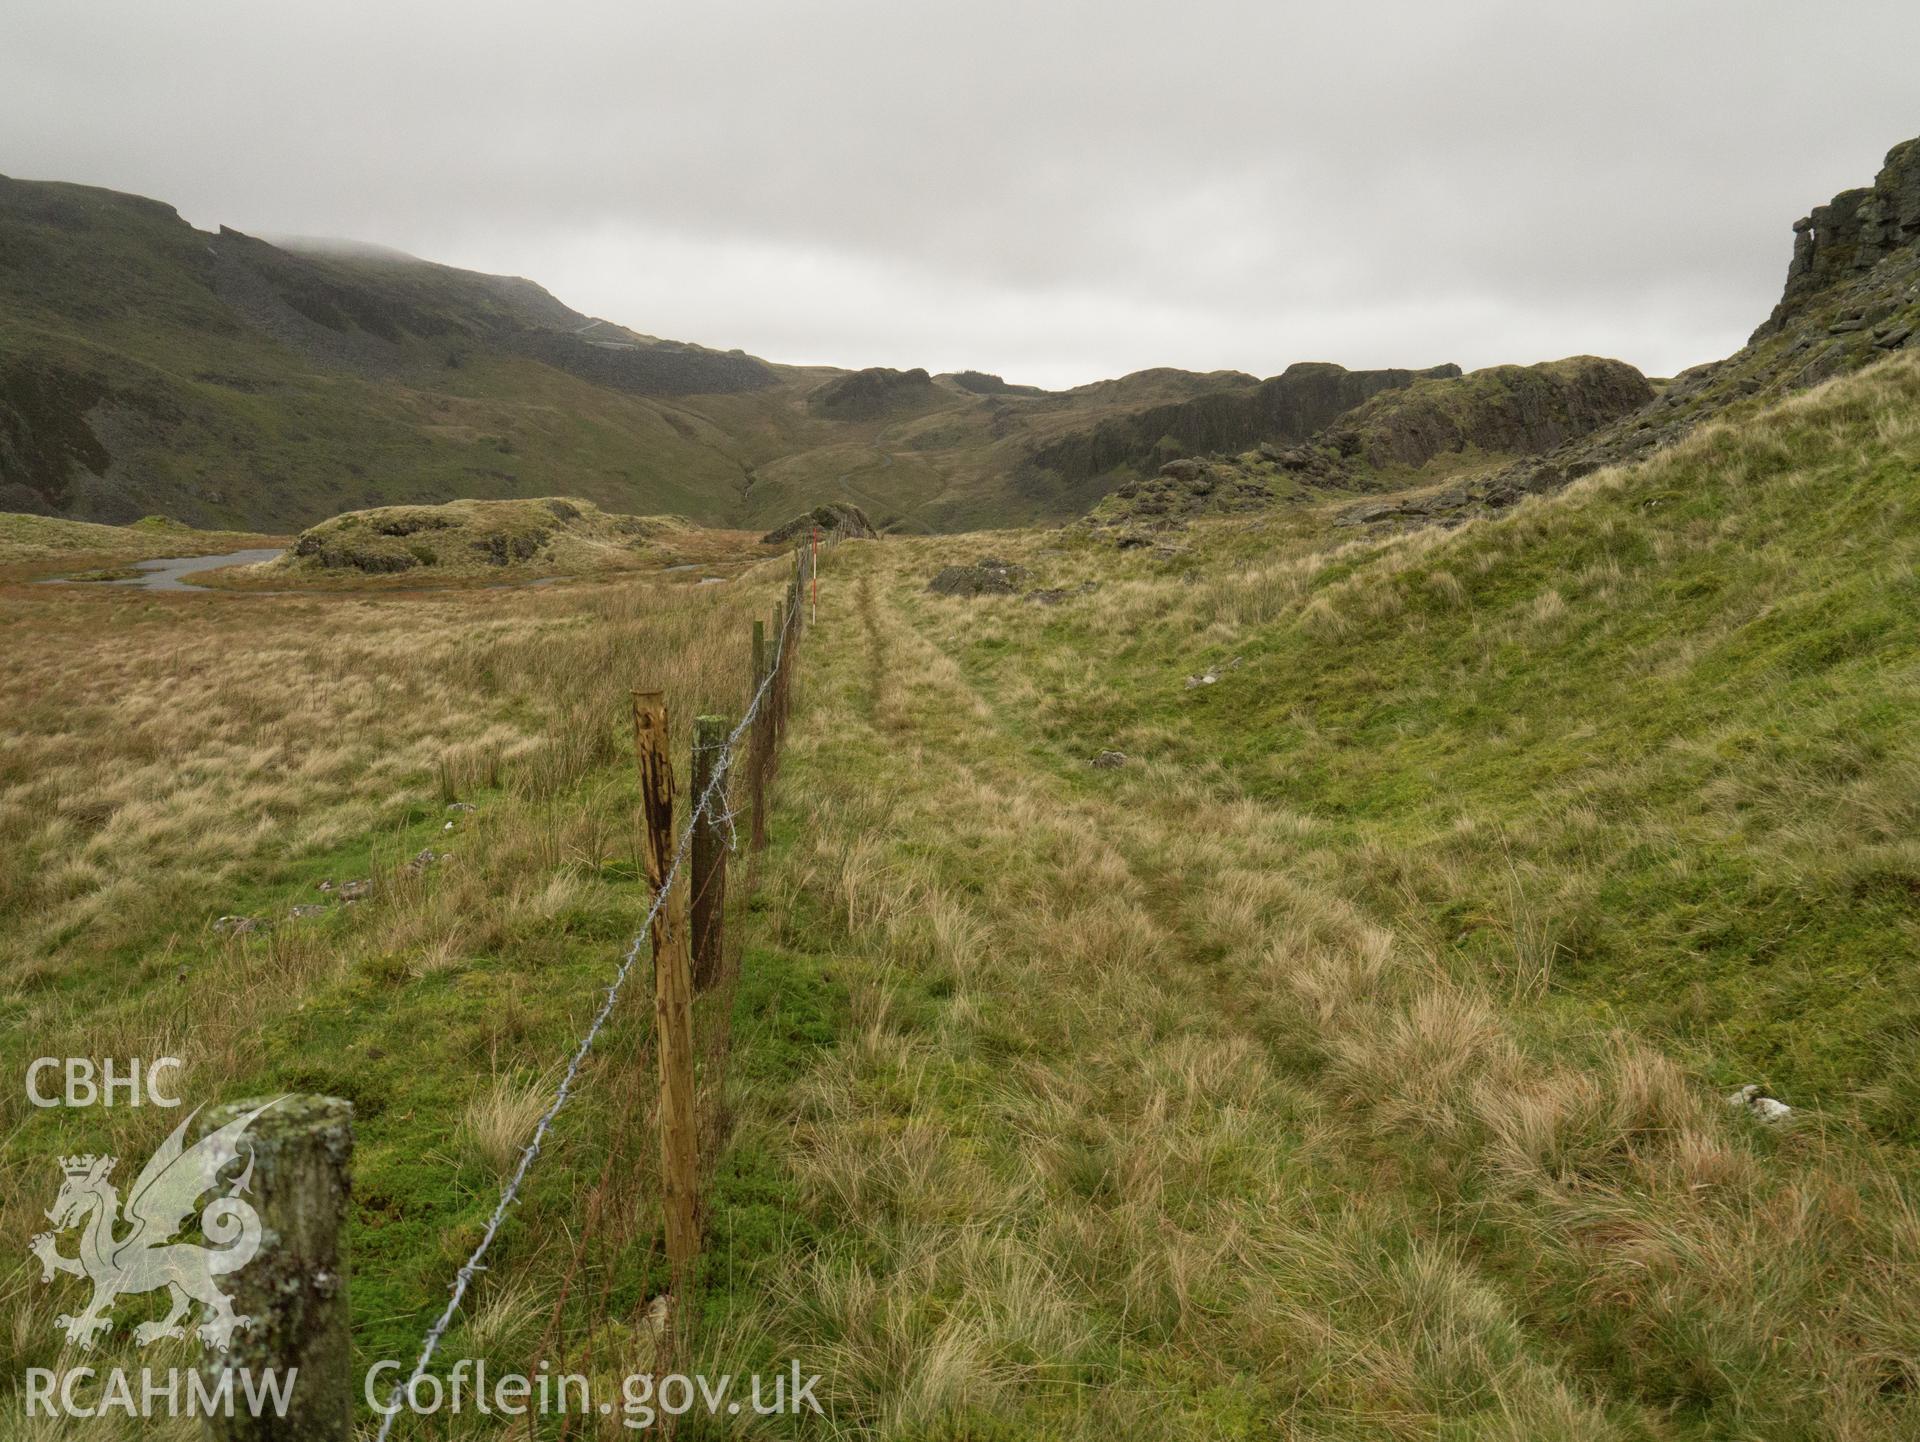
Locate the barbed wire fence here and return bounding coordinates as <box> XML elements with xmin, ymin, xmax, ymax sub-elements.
<box><xmin>204</xmin><ymin>530</ymin><xmax>835</xmax><ymax>1441</ymax></box>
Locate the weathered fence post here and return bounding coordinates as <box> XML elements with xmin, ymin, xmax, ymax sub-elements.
<box><xmin>630</xmin><ymin>691</ymin><xmax>699</xmax><ymax>1275</ymax></box>
<box><xmin>772</xmin><ymin>600</ymin><xmax>789</xmax><ymax>741</ymax></box>
<box><xmin>690</xmin><ymin>713</ymin><xmax>730</xmax><ymax>992</ymax></box>
<box><xmin>749</xmin><ymin>621</ymin><xmax>770</xmax><ymax>851</ymax></box>
<box><xmin>199</xmin><ymin>1095</ymin><xmax>352</xmax><ymax>1442</ymax></box>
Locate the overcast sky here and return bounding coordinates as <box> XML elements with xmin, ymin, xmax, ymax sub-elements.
<box><xmin>4</xmin><ymin>1</ymin><xmax>1916</xmax><ymax>389</ymax></box>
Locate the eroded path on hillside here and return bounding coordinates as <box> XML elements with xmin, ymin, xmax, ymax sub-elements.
<box><xmin>706</xmin><ymin>541</ymin><xmax>1919</xmax><ymax>1441</ymax></box>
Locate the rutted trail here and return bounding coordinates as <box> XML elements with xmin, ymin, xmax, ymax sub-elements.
<box><xmin>705</xmin><ymin>539</ymin><xmax>1920</xmax><ymax>1440</ymax></box>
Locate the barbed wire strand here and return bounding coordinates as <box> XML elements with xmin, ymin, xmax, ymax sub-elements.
<box><xmin>373</xmin><ymin>586</ymin><xmax>802</xmax><ymax>1439</ymax></box>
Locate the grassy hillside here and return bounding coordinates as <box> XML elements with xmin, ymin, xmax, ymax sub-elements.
<box><xmin>948</xmin><ymin>352</ymin><xmax>1920</xmax><ymax>1138</ymax></box>
<box><xmin>0</xmin><ymin>510</ymin><xmax>272</xmax><ymax>567</ymax></box>
<box><xmin>0</xmin><ymin>176</ymin><xmax>783</xmax><ymax>530</ymax></box>
<box><xmin>2</xmin><ymin>176</ymin><xmax>1634</xmax><ymax>537</ymax></box>
<box><xmin>687</xmin><ymin>353</ymin><xmax>1920</xmax><ymax>1438</ymax></box>
<box><xmin>4</xmin><ymin>351</ymin><xmax>1914</xmax><ymax>1439</ymax></box>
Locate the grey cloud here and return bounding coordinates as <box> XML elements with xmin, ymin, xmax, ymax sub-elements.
<box><xmin>5</xmin><ymin>0</ymin><xmax>1916</xmax><ymax>388</ymax></box>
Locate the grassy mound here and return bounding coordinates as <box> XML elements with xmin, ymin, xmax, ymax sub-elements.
<box><xmin>273</xmin><ymin>496</ymin><xmax>685</xmax><ymax>578</ymax></box>
<box><xmin>0</xmin><ymin>510</ymin><xmax>274</xmax><ymax>567</ymax></box>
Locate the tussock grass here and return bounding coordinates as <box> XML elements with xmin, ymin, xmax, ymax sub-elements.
<box><xmin>699</xmin><ymin>356</ymin><xmax>1920</xmax><ymax>1437</ymax></box>
<box><xmin>461</xmin><ymin>1068</ymin><xmax>558</xmax><ymax>1178</ymax></box>
<box><xmin>0</xmin><ymin>546</ymin><xmax>790</xmax><ymax>1418</ymax></box>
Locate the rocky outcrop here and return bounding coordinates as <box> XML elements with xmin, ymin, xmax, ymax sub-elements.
<box><xmin>1343</xmin><ymin>135</ymin><xmax>1920</xmax><ymax>533</ymax></box>
<box><xmin>281</xmin><ymin>496</ymin><xmax>668</xmax><ymax>574</ymax></box>
<box><xmin>1084</xmin><ymin>457</ymin><xmax>1277</xmax><ymax>535</ymax></box>
<box><xmin>1082</xmin><ymin>360</ymin><xmax>1648</xmax><ymax>541</ymax></box>
<box><xmin>947</xmin><ymin>370</ymin><xmax>1047</xmax><ymax>397</ymax></box>
<box><xmin>518</xmin><ymin>332</ymin><xmax>776</xmax><ymax>395</ymax></box>
<box><xmin>1758</xmin><ymin>138</ymin><xmax>1920</xmax><ymax>337</ymax></box>
<box><xmin>927</xmin><ymin>557</ymin><xmax>1029</xmax><ymax>596</ymax></box>
<box><xmin>808</xmin><ymin>366</ymin><xmax>938</xmax><ymax>419</ymax></box>
<box><xmin>1030</xmin><ymin>361</ymin><xmax>1460</xmax><ymax>485</ymax></box>
<box><xmin>761</xmin><ymin>502</ymin><xmax>876</xmax><ymax>544</ymax></box>
<box><xmin>1320</xmin><ymin>357</ymin><xmax>1654</xmax><ymax>471</ymax></box>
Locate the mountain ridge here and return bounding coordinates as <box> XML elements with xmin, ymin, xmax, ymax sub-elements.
<box><xmin>0</xmin><ymin>171</ymin><xmax>1658</xmax><ymax>534</ymax></box>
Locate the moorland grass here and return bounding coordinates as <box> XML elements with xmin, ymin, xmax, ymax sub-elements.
<box><xmin>5</xmin><ymin>353</ymin><xmax>1917</xmax><ymax>1438</ymax></box>
<box><xmin>0</xmin><ymin>549</ymin><xmax>792</xmax><ymax>1435</ymax></box>
<box><xmin>691</xmin><ymin>355</ymin><xmax>1920</xmax><ymax>1438</ymax></box>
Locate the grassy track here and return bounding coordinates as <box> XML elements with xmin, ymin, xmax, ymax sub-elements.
<box><xmin>701</xmin><ymin>358</ymin><xmax>1920</xmax><ymax>1438</ymax></box>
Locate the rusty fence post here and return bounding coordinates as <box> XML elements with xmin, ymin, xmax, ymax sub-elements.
<box><xmin>630</xmin><ymin>691</ymin><xmax>699</xmax><ymax>1276</ymax></box>
<box><xmin>200</xmin><ymin>1095</ymin><xmax>352</xmax><ymax>1442</ymax></box>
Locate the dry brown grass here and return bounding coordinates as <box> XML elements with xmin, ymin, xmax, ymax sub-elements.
<box><xmin>0</xmin><ymin>544</ymin><xmax>789</xmax><ymax>1411</ymax></box>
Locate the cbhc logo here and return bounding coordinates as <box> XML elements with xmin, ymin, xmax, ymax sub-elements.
<box><xmin>26</xmin><ymin>1057</ymin><xmax>183</xmax><ymax>1108</ymax></box>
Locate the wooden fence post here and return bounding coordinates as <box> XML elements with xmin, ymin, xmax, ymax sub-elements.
<box><xmin>200</xmin><ymin>1095</ymin><xmax>352</xmax><ymax>1442</ymax></box>
<box><xmin>749</xmin><ymin>621</ymin><xmax>770</xmax><ymax>851</ymax></box>
<box><xmin>630</xmin><ymin>691</ymin><xmax>699</xmax><ymax>1276</ymax></box>
<box><xmin>690</xmin><ymin>714</ymin><xmax>729</xmax><ymax>992</ymax></box>
<box><xmin>772</xmin><ymin>601</ymin><xmax>788</xmax><ymax>741</ymax></box>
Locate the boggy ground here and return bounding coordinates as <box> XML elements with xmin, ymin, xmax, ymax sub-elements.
<box><xmin>699</xmin><ymin>357</ymin><xmax>1920</xmax><ymax>1438</ymax></box>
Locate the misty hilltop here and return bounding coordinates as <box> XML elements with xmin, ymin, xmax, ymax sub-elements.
<box><xmin>0</xmin><ymin>174</ymin><xmax>1635</xmax><ymax>535</ymax></box>
<box><xmin>5</xmin><ymin>136</ymin><xmax>1920</xmax><ymax>537</ymax></box>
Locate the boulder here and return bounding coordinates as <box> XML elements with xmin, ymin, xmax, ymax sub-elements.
<box><xmin>927</xmin><ymin>559</ymin><xmax>1028</xmax><ymax>597</ymax></box>
<box><xmin>1727</xmin><ymin>1084</ymin><xmax>1792</xmax><ymax>1123</ymax></box>
<box><xmin>761</xmin><ymin>503</ymin><xmax>876</xmax><ymax>545</ymax></box>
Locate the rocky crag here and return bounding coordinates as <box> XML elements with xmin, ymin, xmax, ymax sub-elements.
<box><xmin>1341</xmin><ymin>137</ymin><xmax>1920</xmax><ymax>529</ymax></box>
<box><xmin>1084</xmin><ymin>357</ymin><xmax>1651</xmax><ymax>543</ymax></box>
<box><xmin>946</xmin><ymin>370</ymin><xmax>1048</xmax><ymax>398</ymax></box>
<box><xmin>1319</xmin><ymin>357</ymin><xmax>1652</xmax><ymax>471</ymax></box>
<box><xmin>1029</xmin><ymin>361</ymin><xmax>1461</xmax><ymax>485</ymax></box>
<box><xmin>761</xmin><ymin>501</ymin><xmax>876</xmax><ymax>544</ymax></box>
<box><xmin>807</xmin><ymin>366</ymin><xmax>939</xmax><ymax>419</ymax></box>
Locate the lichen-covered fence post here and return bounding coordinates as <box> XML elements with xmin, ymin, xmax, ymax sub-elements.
<box><xmin>200</xmin><ymin>1095</ymin><xmax>352</xmax><ymax>1442</ymax></box>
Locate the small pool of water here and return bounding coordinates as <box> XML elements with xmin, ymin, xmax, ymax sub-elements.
<box><xmin>42</xmin><ymin>548</ymin><xmax>285</xmax><ymax>591</ymax></box>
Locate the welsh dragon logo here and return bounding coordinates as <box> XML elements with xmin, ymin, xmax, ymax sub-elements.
<box><xmin>28</xmin><ymin>1099</ymin><xmax>283</xmax><ymax>1351</ymax></box>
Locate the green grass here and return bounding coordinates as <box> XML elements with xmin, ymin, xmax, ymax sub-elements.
<box><xmin>682</xmin><ymin>355</ymin><xmax>1920</xmax><ymax>1438</ymax></box>
<box><xmin>971</xmin><ymin>354</ymin><xmax>1920</xmax><ymax>1139</ymax></box>
<box><xmin>2</xmin><ymin>176</ymin><xmax>1501</xmax><ymax>538</ymax></box>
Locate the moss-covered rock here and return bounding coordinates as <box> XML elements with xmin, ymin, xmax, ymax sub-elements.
<box><xmin>277</xmin><ymin>497</ymin><xmax>680</xmax><ymax>577</ymax></box>
<box><xmin>807</xmin><ymin>367</ymin><xmax>938</xmax><ymax>419</ymax></box>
